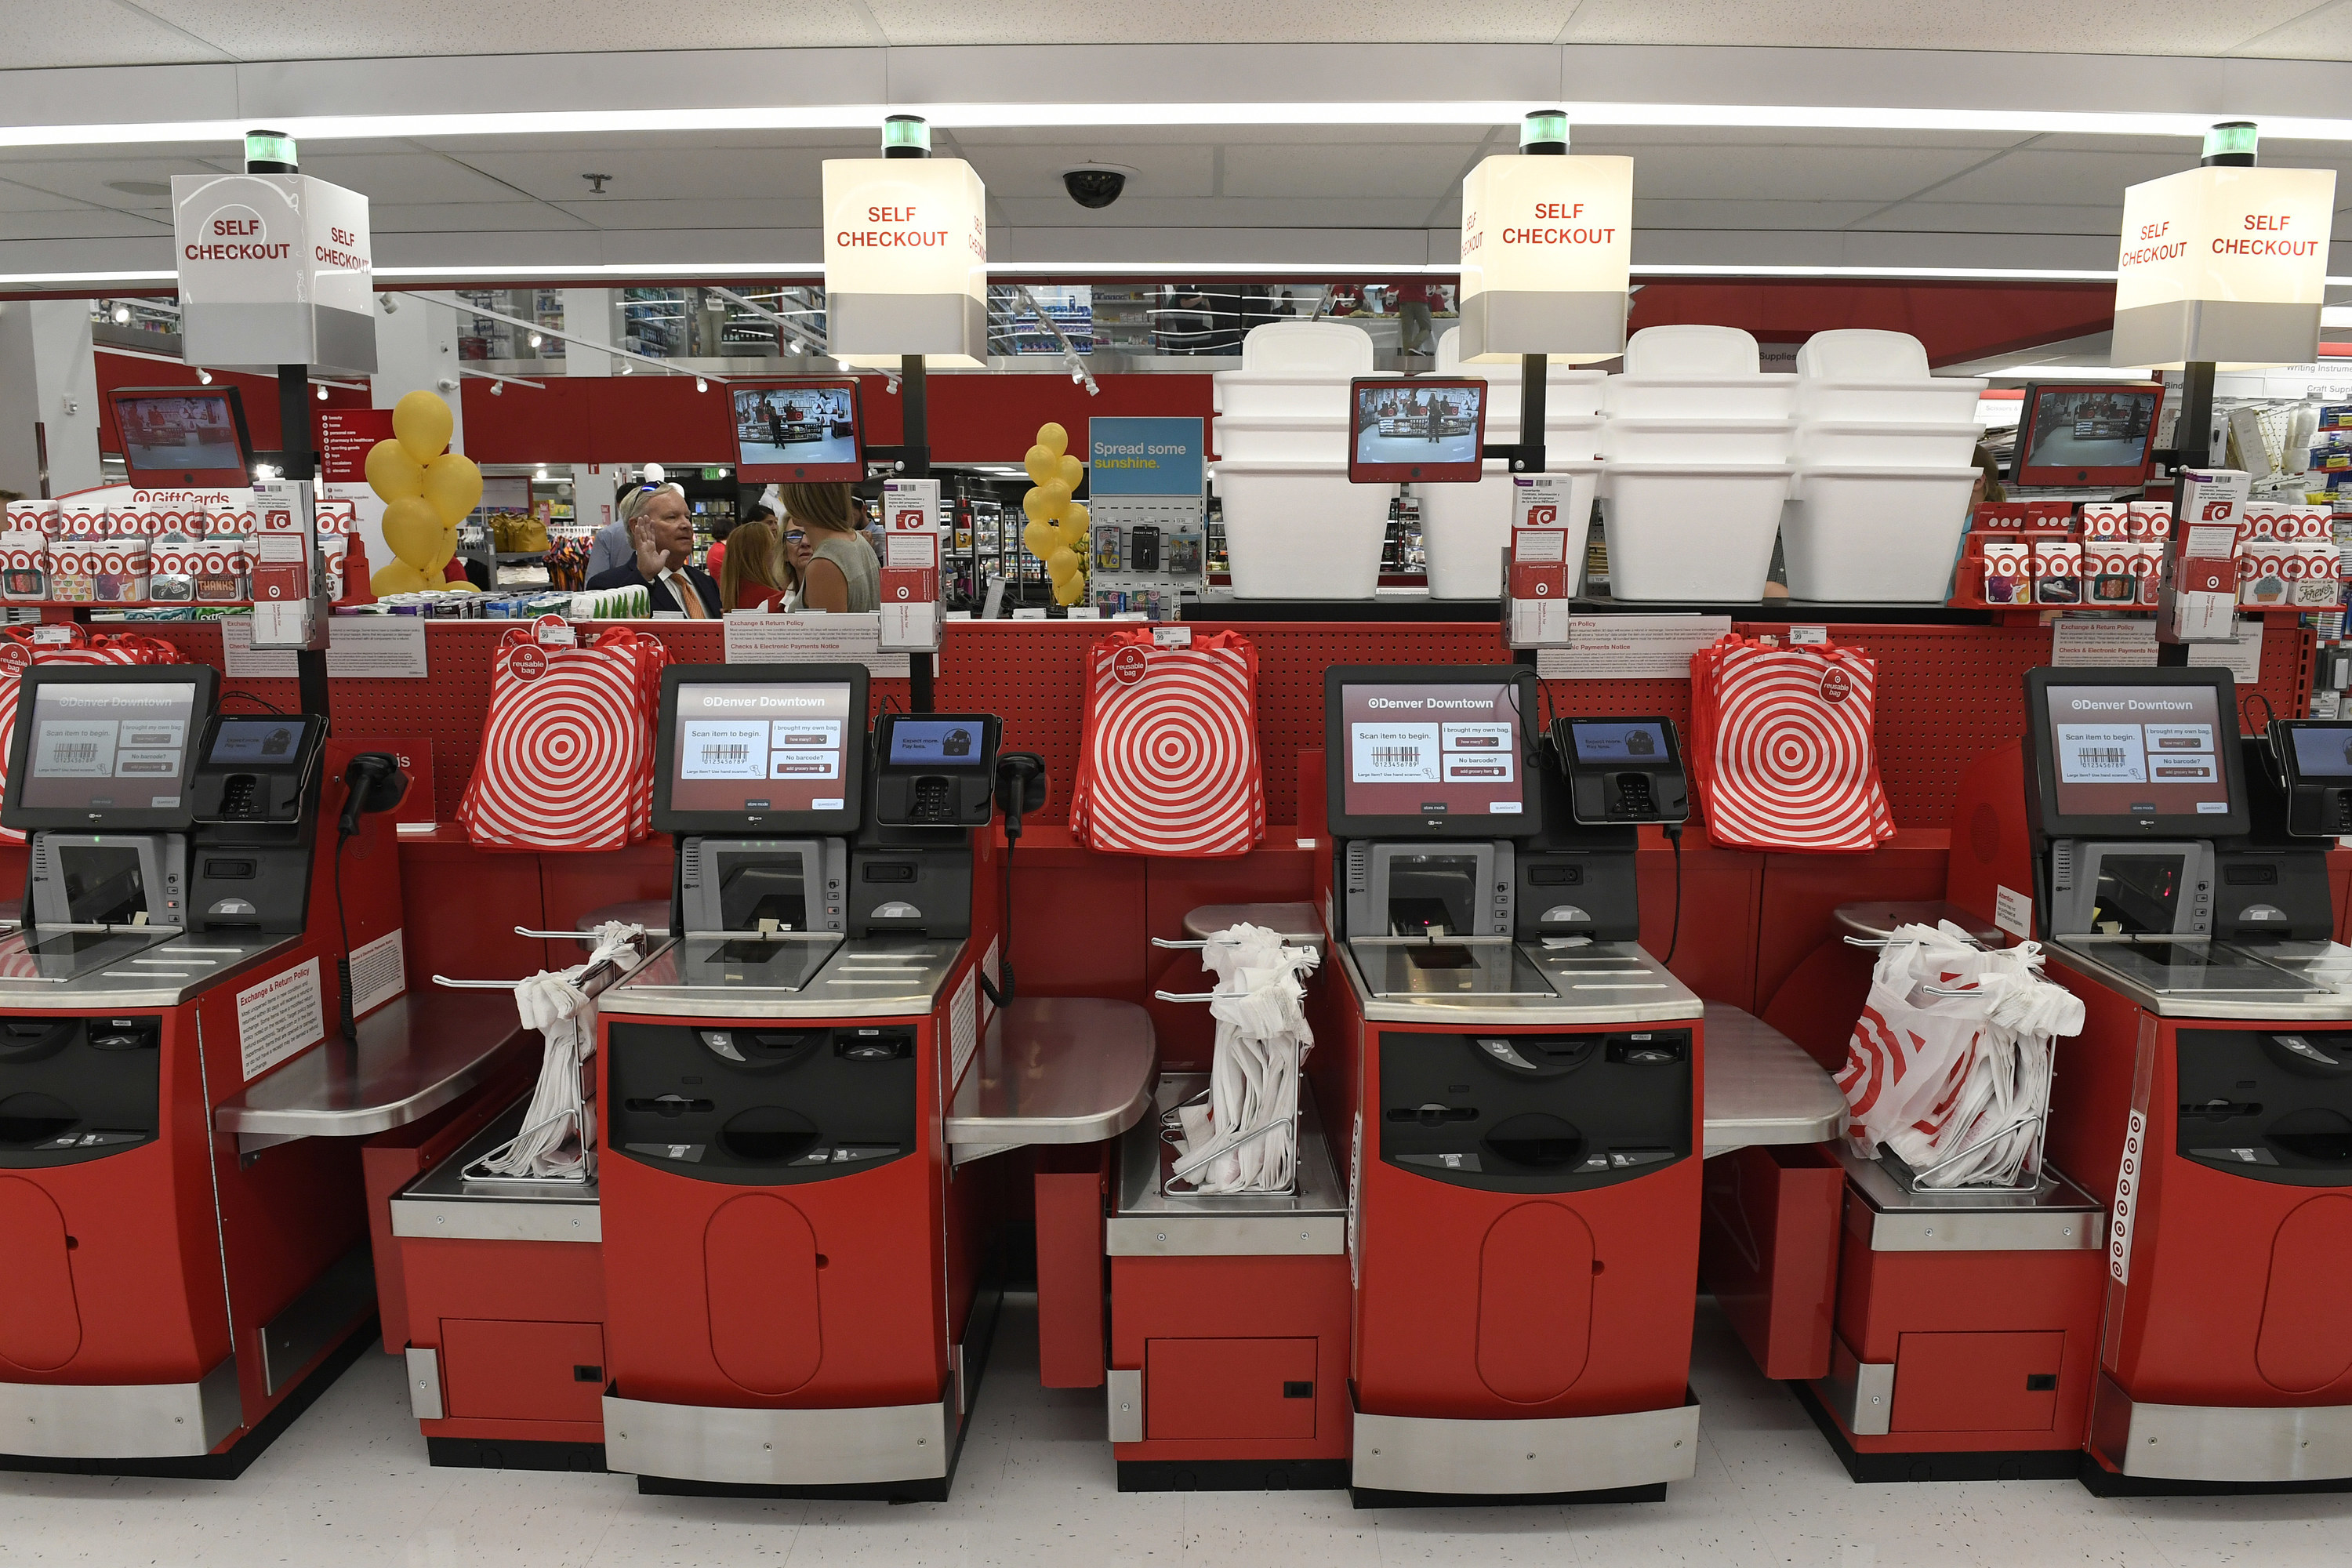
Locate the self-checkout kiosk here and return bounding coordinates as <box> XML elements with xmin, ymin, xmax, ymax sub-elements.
<box><xmin>0</xmin><ymin>662</ymin><xmax>488</xmax><ymax>1476</ymax></box>
<box><xmin>1317</xmin><ymin>665</ymin><xmax>1706</xmax><ymax>1504</ymax></box>
<box><xmin>1929</xmin><ymin>663</ymin><xmax>2352</xmax><ymax>1492</ymax></box>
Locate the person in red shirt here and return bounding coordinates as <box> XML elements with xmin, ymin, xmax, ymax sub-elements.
<box><xmin>718</xmin><ymin>511</ymin><xmax>798</xmax><ymax>611</ymax></box>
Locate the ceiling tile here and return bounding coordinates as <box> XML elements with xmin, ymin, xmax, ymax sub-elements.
<box><xmin>862</xmin><ymin>0</ymin><xmax>1577</xmax><ymax>44</ymax></box>
<box><xmin>989</xmin><ymin>195</ymin><xmax>1446</xmax><ymax>227</ymax></box>
<box><xmin>1632</xmin><ymin>198</ymin><xmax>1885</xmax><ymax>230</ymax></box>
<box><xmin>1221</xmin><ymin>143</ymin><xmax>1484</xmax><ymax>199</ymax></box>
<box><xmin>1848</xmin><ymin>201</ymin><xmax>2127</xmax><ymax>236</ymax></box>
<box><xmin>449</xmin><ymin>148</ymin><xmax>839</xmax><ymax>203</ymax></box>
<box><xmin>0</xmin><ymin>0</ymin><xmax>231</xmax><ymax>67</ymax></box>
<box><xmin>0</xmin><ymin>209</ymin><xmax>174</xmax><ymax>239</ymax></box>
<box><xmin>293</xmin><ymin>153</ymin><xmax>525</xmax><ymax>205</ymax></box>
<box><xmin>0</xmin><ymin>155</ymin><xmax>236</xmax><ymax>212</ymax></box>
<box><xmin>129</xmin><ymin>1</ymin><xmax>884</xmax><ymax>56</ymax></box>
<box><xmin>1595</xmin><ymin>142</ymin><xmax>1999</xmax><ymax>202</ymax></box>
<box><xmin>1922</xmin><ymin>147</ymin><xmax>2227</xmax><ymax>205</ymax></box>
<box><xmin>371</xmin><ymin>201</ymin><xmax>596</xmax><ymax>233</ymax></box>
<box><xmin>542</xmin><ymin>198</ymin><xmax>822</xmax><ymax>230</ymax></box>
<box><xmin>951</xmin><ymin>143</ymin><xmax>1217</xmax><ymax>200</ymax></box>
<box><xmin>1557</xmin><ymin>0</ymin><xmax>2324</xmax><ymax>55</ymax></box>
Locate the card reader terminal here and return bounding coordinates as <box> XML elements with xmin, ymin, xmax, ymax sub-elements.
<box><xmin>1554</xmin><ymin>717</ymin><xmax>1690</xmax><ymax>826</ymax></box>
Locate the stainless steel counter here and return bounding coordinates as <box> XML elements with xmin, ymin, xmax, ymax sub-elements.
<box><xmin>1834</xmin><ymin>1143</ymin><xmax>2101</xmax><ymax>1252</ymax></box>
<box><xmin>1700</xmin><ymin>1002</ymin><xmax>1847</xmax><ymax>1156</ymax></box>
<box><xmin>1107</xmin><ymin>1073</ymin><xmax>1347</xmax><ymax>1256</ymax></box>
<box><xmin>391</xmin><ymin>1099</ymin><xmax>600</xmax><ymax>1243</ymax></box>
<box><xmin>213</xmin><ymin>989</ymin><xmax>532</xmax><ymax>1156</ymax></box>
<box><xmin>602</xmin><ymin>936</ymin><xmax>965</xmax><ymax>1019</ymax></box>
<box><xmin>1338</xmin><ymin>938</ymin><xmax>1704</xmax><ymax>1025</ymax></box>
<box><xmin>945</xmin><ymin>996</ymin><xmax>1157</xmax><ymax>1166</ymax></box>
<box><xmin>2052</xmin><ymin>936</ymin><xmax>2352</xmax><ymax>1021</ymax></box>
<box><xmin>0</xmin><ymin>928</ymin><xmax>297</xmax><ymax>1010</ymax></box>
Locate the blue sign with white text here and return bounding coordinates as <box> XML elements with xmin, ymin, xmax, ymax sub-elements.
<box><xmin>1088</xmin><ymin>417</ymin><xmax>1203</xmax><ymax>497</ymax></box>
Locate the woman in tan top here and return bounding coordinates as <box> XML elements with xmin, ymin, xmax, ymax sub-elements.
<box><xmin>778</xmin><ymin>482</ymin><xmax>879</xmax><ymax>613</ymax></box>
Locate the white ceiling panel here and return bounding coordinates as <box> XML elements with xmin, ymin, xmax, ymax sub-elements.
<box><xmin>1221</xmin><ymin>143</ymin><xmax>1486</xmax><ymax>199</ymax></box>
<box><xmin>0</xmin><ymin>178</ymin><xmax>102</xmax><ymax>214</ymax></box>
<box><xmin>293</xmin><ymin>153</ymin><xmax>526</xmax><ymax>205</ymax></box>
<box><xmin>0</xmin><ymin>209</ymin><xmax>175</xmax><ymax>240</ymax></box>
<box><xmin>0</xmin><ymin>155</ymin><xmax>237</xmax><ymax>209</ymax></box>
<box><xmin>2227</xmin><ymin>5</ymin><xmax>2352</xmax><ymax>59</ymax></box>
<box><xmin>542</xmin><ymin>198</ymin><xmax>822</xmax><ymax>231</ymax></box>
<box><xmin>370</xmin><ymin>201</ymin><xmax>594</xmax><ymax>233</ymax></box>
<box><xmin>448</xmin><ymin>148</ymin><xmax>852</xmax><ymax>203</ymax></box>
<box><xmin>0</xmin><ymin>1</ymin><xmax>230</xmax><ymax>68</ymax></box>
<box><xmin>862</xmin><ymin>0</ymin><xmax>1575</xmax><ymax>45</ymax></box>
<box><xmin>989</xmin><ymin>196</ymin><xmax>1450</xmax><ymax>228</ymax></box>
<box><xmin>1923</xmin><ymin>147</ymin><xmax>2245</xmax><ymax>205</ymax></box>
<box><xmin>1557</xmin><ymin>0</ymin><xmax>2335</xmax><ymax>56</ymax></box>
<box><xmin>1592</xmin><ymin>143</ymin><xmax>2000</xmax><ymax>202</ymax></box>
<box><xmin>1849</xmin><ymin>201</ymin><xmax>2129</xmax><ymax>235</ymax></box>
<box><xmin>1633</xmin><ymin>199</ymin><xmax>1886</xmax><ymax>230</ymax></box>
<box><xmin>127</xmin><ymin>0</ymin><xmax>885</xmax><ymax>57</ymax></box>
<box><xmin>951</xmin><ymin>143</ymin><xmax>1218</xmax><ymax>200</ymax></box>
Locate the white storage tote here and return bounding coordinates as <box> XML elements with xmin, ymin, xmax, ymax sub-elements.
<box><xmin>1217</xmin><ymin>461</ymin><xmax>1390</xmax><ymax>599</ymax></box>
<box><xmin>1797</xmin><ymin>378</ymin><xmax>1987</xmax><ymax>423</ymax></box>
<box><xmin>1241</xmin><ymin>319</ymin><xmax>1376</xmax><ymax>375</ymax></box>
<box><xmin>1795</xmin><ymin>329</ymin><xmax>1931</xmax><ymax>381</ymax></box>
<box><xmin>1603</xmin><ymin>376</ymin><xmax>1797</xmax><ymax>420</ymax></box>
<box><xmin>1624</xmin><ymin>324</ymin><xmax>1762</xmax><ymax>377</ymax></box>
<box><xmin>1795</xmin><ymin>421</ymin><xmax>1982</xmax><ymax>468</ymax></box>
<box><xmin>1436</xmin><ymin>328</ymin><xmax>1607</xmax><ymax>418</ymax></box>
<box><xmin>1211</xmin><ymin>416</ymin><xmax>1350</xmax><ymax>463</ymax></box>
<box><xmin>1601</xmin><ymin>419</ymin><xmax>1795</xmax><ymax>464</ymax></box>
<box><xmin>1600</xmin><ymin>464</ymin><xmax>1792</xmax><ymax>602</ymax></box>
<box><xmin>1214</xmin><ymin>372</ymin><xmax>1396</xmax><ymax>421</ymax></box>
<box><xmin>1780</xmin><ymin>465</ymin><xmax>1980</xmax><ymax>603</ymax></box>
<box><xmin>1421</xmin><ymin>460</ymin><xmax>1602</xmax><ymax>600</ymax></box>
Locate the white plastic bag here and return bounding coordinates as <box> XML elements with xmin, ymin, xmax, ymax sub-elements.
<box><xmin>1171</xmin><ymin>922</ymin><xmax>1319</xmax><ymax>1194</ymax></box>
<box><xmin>1837</xmin><ymin>920</ymin><xmax>2084</xmax><ymax>1189</ymax></box>
<box><xmin>475</xmin><ymin>921</ymin><xmax>648</xmax><ymax>1181</ymax></box>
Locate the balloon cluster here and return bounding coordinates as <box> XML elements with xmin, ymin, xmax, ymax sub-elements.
<box><xmin>365</xmin><ymin>391</ymin><xmax>484</xmax><ymax>595</ymax></box>
<box><xmin>1019</xmin><ymin>422</ymin><xmax>1091</xmax><ymax>608</ymax></box>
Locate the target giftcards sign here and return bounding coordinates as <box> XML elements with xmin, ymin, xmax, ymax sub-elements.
<box><xmin>878</xmin><ymin>477</ymin><xmax>942</xmax><ymax>652</ymax></box>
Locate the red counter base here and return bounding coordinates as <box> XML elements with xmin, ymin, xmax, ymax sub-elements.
<box><xmin>1791</xmin><ymin>1380</ymin><xmax>2085</xmax><ymax>1485</ymax></box>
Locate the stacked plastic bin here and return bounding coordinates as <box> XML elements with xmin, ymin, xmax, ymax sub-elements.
<box><xmin>1213</xmin><ymin>321</ymin><xmax>1398</xmax><ymax>597</ymax></box>
<box><xmin>1783</xmin><ymin>330</ymin><xmax>1988</xmax><ymax>602</ymax></box>
<box><xmin>1417</xmin><ymin>328</ymin><xmax>1606</xmax><ymax>599</ymax></box>
<box><xmin>1599</xmin><ymin>325</ymin><xmax>1796</xmax><ymax>601</ymax></box>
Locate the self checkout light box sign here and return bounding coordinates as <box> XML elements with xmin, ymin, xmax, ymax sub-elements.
<box><xmin>1088</xmin><ymin>418</ymin><xmax>1203</xmax><ymax>498</ymax></box>
<box><xmin>2112</xmin><ymin>165</ymin><xmax>2336</xmax><ymax>369</ymax></box>
<box><xmin>822</xmin><ymin>158</ymin><xmax>989</xmax><ymax>365</ymax></box>
<box><xmin>1457</xmin><ymin>154</ymin><xmax>1632</xmax><ymax>363</ymax></box>
<box><xmin>171</xmin><ymin>173</ymin><xmax>376</xmax><ymax>374</ymax></box>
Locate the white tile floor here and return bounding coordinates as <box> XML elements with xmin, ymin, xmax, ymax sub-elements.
<box><xmin>4</xmin><ymin>1297</ymin><xmax>2348</xmax><ymax>1566</ymax></box>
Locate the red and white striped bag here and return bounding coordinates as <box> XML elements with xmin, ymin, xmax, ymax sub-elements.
<box><xmin>458</xmin><ymin>623</ymin><xmax>666</xmax><ymax>851</ymax></box>
<box><xmin>1069</xmin><ymin>628</ymin><xmax>1263</xmax><ymax>857</ymax></box>
<box><xmin>0</xmin><ymin>627</ymin><xmax>190</xmax><ymax>846</ymax></box>
<box><xmin>1689</xmin><ymin>633</ymin><xmax>1893</xmax><ymax>853</ymax></box>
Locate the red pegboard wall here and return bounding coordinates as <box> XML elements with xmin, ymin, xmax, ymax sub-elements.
<box><xmin>86</xmin><ymin>613</ymin><xmax>2315</xmax><ymax>837</ymax></box>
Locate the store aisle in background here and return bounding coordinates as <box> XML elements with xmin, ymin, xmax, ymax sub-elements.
<box><xmin>1</xmin><ymin>1297</ymin><xmax>2343</xmax><ymax>1567</ymax></box>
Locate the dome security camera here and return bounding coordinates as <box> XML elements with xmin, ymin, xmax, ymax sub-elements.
<box><xmin>1062</xmin><ymin>165</ymin><xmax>1134</xmax><ymax>209</ymax></box>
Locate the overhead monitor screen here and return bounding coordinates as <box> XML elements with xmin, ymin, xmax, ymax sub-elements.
<box><xmin>666</xmin><ymin>681</ymin><xmax>855</xmax><ymax>817</ymax></box>
<box><xmin>1348</xmin><ymin>377</ymin><xmax>1487</xmax><ymax>483</ymax></box>
<box><xmin>2288</xmin><ymin>724</ymin><xmax>2352</xmax><ymax>779</ymax></box>
<box><xmin>208</xmin><ymin>718</ymin><xmax>309</xmax><ymax>765</ymax></box>
<box><xmin>1338</xmin><ymin>680</ymin><xmax>1526</xmax><ymax>820</ymax></box>
<box><xmin>109</xmin><ymin>386</ymin><xmax>253</xmax><ymax>487</ymax></box>
<box><xmin>16</xmin><ymin>680</ymin><xmax>199</xmax><ymax>813</ymax></box>
<box><xmin>2042</xmin><ymin>682</ymin><xmax>2232</xmax><ymax>820</ymax></box>
<box><xmin>2013</xmin><ymin>383</ymin><xmax>2163</xmax><ymax>487</ymax></box>
<box><xmin>731</xmin><ymin>380</ymin><xmax>863</xmax><ymax>482</ymax></box>
<box><xmin>886</xmin><ymin>718</ymin><xmax>985</xmax><ymax>768</ymax></box>
<box><xmin>1569</xmin><ymin>721</ymin><xmax>1671</xmax><ymax>764</ymax></box>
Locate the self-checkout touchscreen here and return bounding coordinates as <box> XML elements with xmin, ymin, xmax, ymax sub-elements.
<box><xmin>18</xmin><ymin>680</ymin><xmax>199</xmax><ymax>814</ymax></box>
<box><xmin>1340</xmin><ymin>681</ymin><xmax>1526</xmax><ymax>819</ymax></box>
<box><xmin>2045</xmin><ymin>682</ymin><xmax>2231</xmax><ymax>820</ymax></box>
<box><xmin>666</xmin><ymin>681</ymin><xmax>853</xmax><ymax>816</ymax></box>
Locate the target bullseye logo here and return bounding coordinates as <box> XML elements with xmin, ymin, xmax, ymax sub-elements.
<box><xmin>1073</xmin><ymin>636</ymin><xmax>1261</xmax><ymax>855</ymax></box>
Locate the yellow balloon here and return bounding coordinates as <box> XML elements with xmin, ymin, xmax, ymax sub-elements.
<box><xmin>1045</xmin><ymin>547</ymin><xmax>1081</xmax><ymax>582</ymax></box>
<box><xmin>393</xmin><ymin>390</ymin><xmax>455</xmax><ymax>464</ymax></box>
<box><xmin>1036</xmin><ymin>422</ymin><xmax>1068</xmax><ymax>459</ymax></box>
<box><xmin>1035</xmin><ymin>478</ymin><xmax>1072</xmax><ymax>514</ymax></box>
<box><xmin>364</xmin><ymin>439</ymin><xmax>425</xmax><ymax>503</ymax></box>
<box><xmin>420</xmin><ymin>453</ymin><xmax>483</xmax><ymax>528</ymax></box>
<box><xmin>370</xmin><ymin>558</ymin><xmax>430</xmax><ymax>595</ymax></box>
<box><xmin>381</xmin><ymin>496</ymin><xmax>443</xmax><ymax>568</ymax></box>
<box><xmin>1022</xmin><ymin>521</ymin><xmax>1057</xmax><ymax>559</ymax></box>
<box><xmin>1020</xmin><ymin>487</ymin><xmax>1057</xmax><ymax>525</ymax></box>
<box><xmin>1057</xmin><ymin>453</ymin><xmax>1083</xmax><ymax>490</ymax></box>
<box><xmin>1053</xmin><ymin>572</ymin><xmax>1087</xmax><ymax>607</ymax></box>
<box><xmin>1060</xmin><ymin>500</ymin><xmax>1090</xmax><ymax>542</ymax></box>
<box><xmin>429</xmin><ymin>525</ymin><xmax>459</xmax><ymax>570</ymax></box>
<box><xmin>1022</xmin><ymin>445</ymin><xmax>1058</xmax><ymax>485</ymax></box>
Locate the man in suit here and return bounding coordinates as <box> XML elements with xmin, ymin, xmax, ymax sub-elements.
<box><xmin>585</xmin><ymin>484</ymin><xmax>719</xmax><ymax>616</ymax></box>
